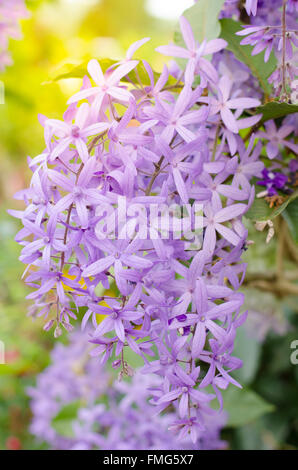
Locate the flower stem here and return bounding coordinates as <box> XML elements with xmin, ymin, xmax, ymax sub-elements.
<box><xmin>281</xmin><ymin>0</ymin><xmax>288</xmax><ymax>101</ymax></box>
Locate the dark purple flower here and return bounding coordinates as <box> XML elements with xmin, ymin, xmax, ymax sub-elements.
<box><xmin>257</xmin><ymin>168</ymin><xmax>288</xmax><ymax>196</ymax></box>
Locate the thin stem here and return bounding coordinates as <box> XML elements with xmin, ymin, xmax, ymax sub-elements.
<box><xmin>281</xmin><ymin>0</ymin><xmax>288</xmax><ymax>101</ymax></box>
<box><xmin>284</xmin><ymin>224</ymin><xmax>298</xmax><ymax>264</ymax></box>
<box><xmin>276</xmin><ymin>217</ymin><xmax>286</xmax><ymax>281</ymax></box>
<box><xmin>162</xmin><ymin>71</ymin><xmax>184</xmax><ymax>92</ymax></box>
<box><xmin>244</xmin><ymin>279</ymin><xmax>298</xmax><ymax>297</ymax></box>
<box><xmin>60</xmin><ymin>203</ymin><xmax>74</xmax><ymax>271</ymax></box>
<box><xmin>243</xmin><ymin>122</ymin><xmax>262</xmax><ymax>142</ymax></box>
<box><xmin>57</xmin><ymin>158</ymin><xmax>77</xmax><ymax>175</ymax></box>
<box><xmin>145</xmin><ymin>155</ymin><xmax>165</xmax><ymax>196</ymax></box>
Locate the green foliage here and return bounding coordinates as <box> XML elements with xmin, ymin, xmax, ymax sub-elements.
<box><xmin>257</xmin><ymin>101</ymin><xmax>298</xmax><ymax>122</ymax></box>
<box><xmin>172</xmin><ymin>0</ymin><xmax>225</xmax><ymax>75</ymax></box>
<box><xmin>231</xmin><ymin>415</ymin><xmax>289</xmax><ymax>450</ymax></box>
<box><xmin>53</xmin><ymin>59</ymin><xmax>179</xmax><ymax>90</ymax></box>
<box><xmin>0</xmin><ymin>213</ymin><xmax>53</xmax><ymax>449</ymax></box>
<box><xmin>52</xmin><ymin>59</ymin><xmax>115</xmax><ymax>82</ymax></box>
<box><xmin>213</xmin><ymin>387</ymin><xmax>274</xmax><ymax>427</ymax></box>
<box><xmin>219</xmin><ymin>19</ymin><xmax>276</xmax><ymax>95</ymax></box>
<box><xmin>52</xmin><ymin>401</ymin><xmax>82</xmax><ymax>438</ymax></box>
<box><xmin>250</xmin><ymin>326</ymin><xmax>298</xmax><ymax>449</ymax></box>
<box><xmin>283</xmin><ymin>199</ymin><xmax>298</xmax><ymax>243</ymax></box>
<box><xmin>232</xmin><ymin>327</ymin><xmax>262</xmax><ymax>385</ymax></box>
<box><xmin>173</xmin><ymin>0</ymin><xmax>225</xmax><ymax>71</ymax></box>
<box><xmin>245</xmin><ymin>191</ymin><xmax>298</xmax><ymax>221</ymax></box>
<box><xmin>245</xmin><ymin>198</ymin><xmax>273</xmax><ymax>221</ymax></box>
<box><xmin>175</xmin><ymin>0</ymin><xmax>225</xmax><ymax>44</ymax></box>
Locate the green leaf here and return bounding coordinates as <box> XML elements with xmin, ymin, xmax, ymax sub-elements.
<box><xmin>245</xmin><ymin>198</ymin><xmax>273</xmax><ymax>221</ymax></box>
<box><xmin>257</xmin><ymin>101</ymin><xmax>298</xmax><ymax>122</ymax></box>
<box><xmin>270</xmin><ymin>190</ymin><xmax>298</xmax><ymax>218</ymax></box>
<box><xmin>232</xmin><ymin>327</ymin><xmax>261</xmax><ymax>385</ymax></box>
<box><xmin>219</xmin><ymin>388</ymin><xmax>274</xmax><ymax>427</ymax></box>
<box><xmin>174</xmin><ymin>0</ymin><xmax>225</xmax><ymax>44</ymax></box>
<box><xmin>51</xmin><ymin>59</ymin><xmax>179</xmax><ymax>89</ymax></box>
<box><xmin>173</xmin><ymin>0</ymin><xmax>225</xmax><ymax>72</ymax></box>
<box><xmin>52</xmin><ymin>400</ymin><xmax>82</xmax><ymax>438</ymax></box>
<box><xmin>283</xmin><ymin>199</ymin><xmax>298</xmax><ymax>243</ymax></box>
<box><xmin>219</xmin><ymin>19</ymin><xmax>276</xmax><ymax>95</ymax></box>
<box><xmin>51</xmin><ymin>59</ymin><xmax>116</xmax><ymax>81</ymax></box>
<box><xmin>245</xmin><ymin>190</ymin><xmax>298</xmax><ymax>221</ymax></box>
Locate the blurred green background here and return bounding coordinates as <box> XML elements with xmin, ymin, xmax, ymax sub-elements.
<box><xmin>0</xmin><ymin>0</ymin><xmax>297</xmax><ymax>450</ymax></box>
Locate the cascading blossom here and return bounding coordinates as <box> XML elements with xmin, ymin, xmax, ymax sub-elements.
<box><xmin>10</xmin><ymin>2</ymin><xmax>297</xmax><ymax>446</ymax></box>
<box><xmin>28</xmin><ymin>330</ymin><xmax>227</xmax><ymax>450</ymax></box>
<box><xmin>0</xmin><ymin>0</ymin><xmax>29</xmax><ymax>70</ymax></box>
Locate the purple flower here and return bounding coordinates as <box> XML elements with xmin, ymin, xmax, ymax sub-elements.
<box><xmin>156</xmin><ymin>365</ymin><xmax>214</xmax><ymax>418</ymax></box>
<box><xmin>236</xmin><ymin>26</ymin><xmax>275</xmax><ymax>63</ymax></box>
<box><xmin>203</xmin><ymin>203</ymin><xmax>247</xmax><ymax>256</ymax></box>
<box><xmin>46</xmin><ymin>103</ymin><xmax>110</xmax><ymax>163</ymax></box>
<box><xmin>144</xmin><ymin>85</ymin><xmax>208</xmax><ymax>144</ymax></box>
<box><xmin>289</xmin><ymin>159</ymin><xmax>298</xmax><ymax>173</ymax></box>
<box><xmin>48</xmin><ymin>157</ymin><xmax>108</xmax><ymax>228</ymax></box>
<box><xmin>198</xmin><ymin>76</ymin><xmax>260</xmax><ymax>133</ymax></box>
<box><xmin>257</xmin><ymin>120</ymin><xmax>298</xmax><ymax>160</ymax></box>
<box><xmin>198</xmin><ymin>336</ymin><xmax>243</xmax><ymax>390</ymax></box>
<box><xmin>10</xmin><ymin>14</ymin><xmax>275</xmax><ymax>442</ymax></box>
<box><xmin>19</xmin><ymin>217</ymin><xmax>66</xmax><ymax>268</ymax></box>
<box><xmin>245</xmin><ymin>0</ymin><xmax>259</xmax><ymax>16</ymax></box>
<box><xmin>28</xmin><ymin>329</ymin><xmax>227</xmax><ymax>450</ymax></box>
<box><xmin>82</xmin><ymin>238</ymin><xmax>153</xmax><ymax>292</ymax></box>
<box><xmin>139</xmin><ymin>62</ymin><xmax>172</xmax><ymax>102</ymax></box>
<box><xmin>257</xmin><ymin>168</ymin><xmax>288</xmax><ymax>196</ymax></box>
<box><xmin>0</xmin><ymin>0</ymin><xmax>29</xmax><ymax>71</ymax></box>
<box><xmin>287</xmin><ymin>0</ymin><xmax>298</xmax><ymax>12</ymax></box>
<box><xmin>88</xmin><ymin>299</ymin><xmax>143</xmax><ymax>343</ymax></box>
<box><xmin>156</xmin><ymin>16</ymin><xmax>227</xmax><ymax>85</ymax></box>
<box><xmin>67</xmin><ymin>59</ymin><xmax>139</xmax><ymax>112</ymax></box>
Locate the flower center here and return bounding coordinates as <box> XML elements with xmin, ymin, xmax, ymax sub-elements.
<box><xmin>73</xmin><ymin>186</ymin><xmax>83</xmax><ymax>198</ymax></box>
<box><xmin>71</xmin><ymin>125</ymin><xmax>80</xmax><ymax>138</ymax></box>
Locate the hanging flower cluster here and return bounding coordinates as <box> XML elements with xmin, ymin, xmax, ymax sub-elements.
<box><xmin>28</xmin><ymin>330</ymin><xmax>227</xmax><ymax>450</ymax></box>
<box><xmin>228</xmin><ymin>0</ymin><xmax>298</xmax><ymax>99</ymax></box>
<box><xmin>10</xmin><ymin>2</ymin><xmax>297</xmax><ymax>444</ymax></box>
<box><xmin>0</xmin><ymin>0</ymin><xmax>29</xmax><ymax>70</ymax></box>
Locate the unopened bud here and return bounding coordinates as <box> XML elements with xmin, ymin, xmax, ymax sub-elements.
<box><xmin>112</xmin><ymin>360</ymin><xmax>121</xmax><ymax>370</ymax></box>
<box><xmin>43</xmin><ymin>319</ymin><xmax>54</xmax><ymax>331</ymax></box>
<box><xmin>54</xmin><ymin>326</ymin><xmax>62</xmax><ymax>338</ymax></box>
<box><xmin>62</xmin><ymin>321</ymin><xmax>74</xmax><ymax>333</ymax></box>
<box><xmin>118</xmin><ymin>370</ymin><xmax>123</xmax><ymax>381</ymax></box>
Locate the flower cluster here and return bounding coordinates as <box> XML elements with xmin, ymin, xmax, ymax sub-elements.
<box><xmin>255</xmin><ymin>118</ymin><xmax>298</xmax><ymax>198</ymax></box>
<box><xmin>218</xmin><ymin>1</ymin><xmax>297</xmax><ymax>209</ymax></box>
<box><xmin>0</xmin><ymin>0</ymin><xmax>29</xmax><ymax>70</ymax></box>
<box><xmin>232</xmin><ymin>0</ymin><xmax>298</xmax><ymax>99</ymax></box>
<box><xmin>10</xmin><ymin>7</ymin><xmax>296</xmax><ymax>442</ymax></box>
<box><xmin>28</xmin><ymin>330</ymin><xmax>227</xmax><ymax>450</ymax></box>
